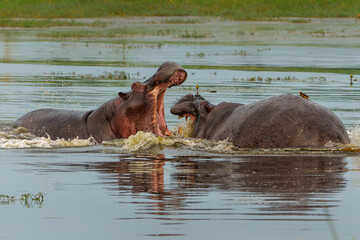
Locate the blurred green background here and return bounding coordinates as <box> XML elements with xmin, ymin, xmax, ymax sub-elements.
<box><xmin>1</xmin><ymin>0</ymin><xmax>359</xmax><ymax>20</ymax></box>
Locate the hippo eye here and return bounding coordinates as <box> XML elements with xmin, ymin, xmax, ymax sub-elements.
<box><xmin>132</xmin><ymin>82</ymin><xmax>139</xmax><ymax>89</ymax></box>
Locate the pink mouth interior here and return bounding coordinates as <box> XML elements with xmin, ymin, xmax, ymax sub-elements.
<box><xmin>157</xmin><ymin>91</ymin><xmax>167</xmax><ymax>135</ymax></box>
<box><xmin>155</xmin><ymin>70</ymin><xmax>187</xmax><ymax>136</ymax></box>
<box><xmin>179</xmin><ymin>113</ymin><xmax>196</xmax><ymax>122</ymax></box>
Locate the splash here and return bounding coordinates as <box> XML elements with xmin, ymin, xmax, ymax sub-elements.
<box><xmin>122</xmin><ymin>132</ymin><xmax>165</xmax><ymax>151</ymax></box>
<box><xmin>0</xmin><ymin>137</ymin><xmax>96</xmax><ymax>148</ymax></box>
<box><xmin>348</xmin><ymin>126</ymin><xmax>360</xmax><ymax>146</ymax></box>
<box><xmin>171</xmin><ymin>120</ymin><xmax>194</xmax><ymax>138</ymax></box>
<box><xmin>337</xmin><ymin>126</ymin><xmax>360</xmax><ymax>152</ymax></box>
<box><xmin>106</xmin><ymin>130</ymin><xmax>240</xmax><ymax>153</ymax></box>
<box><xmin>3</xmin><ymin>123</ymin><xmax>360</xmax><ymax>154</ymax></box>
<box><xmin>106</xmin><ymin>125</ymin><xmax>360</xmax><ymax>154</ymax></box>
<box><xmin>0</xmin><ymin>126</ymin><xmax>96</xmax><ymax>148</ymax></box>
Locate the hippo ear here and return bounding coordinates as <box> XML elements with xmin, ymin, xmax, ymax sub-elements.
<box><xmin>205</xmin><ymin>102</ymin><xmax>215</xmax><ymax>113</ymax></box>
<box><xmin>200</xmin><ymin>101</ymin><xmax>214</xmax><ymax>113</ymax></box>
<box><xmin>118</xmin><ymin>92</ymin><xmax>130</xmax><ymax>100</ymax></box>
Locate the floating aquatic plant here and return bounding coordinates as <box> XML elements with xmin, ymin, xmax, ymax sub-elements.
<box><xmin>0</xmin><ymin>192</ymin><xmax>44</xmax><ymax>208</ymax></box>
<box><xmin>180</xmin><ymin>30</ymin><xmax>207</xmax><ymax>38</ymax></box>
<box><xmin>46</xmin><ymin>70</ymin><xmax>131</xmax><ymax>80</ymax></box>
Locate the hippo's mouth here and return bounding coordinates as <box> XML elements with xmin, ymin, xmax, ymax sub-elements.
<box><xmin>177</xmin><ymin>113</ymin><xmax>196</xmax><ymax>122</ymax></box>
<box><xmin>149</xmin><ymin>69</ymin><xmax>187</xmax><ymax>136</ymax></box>
<box><xmin>166</xmin><ymin>70</ymin><xmax>187</xmax><ymax>88</ymax></box>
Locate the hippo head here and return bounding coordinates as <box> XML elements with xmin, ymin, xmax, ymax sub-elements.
<box><xmin>170</xmin><ymin>94</ymin><xmax>214</xmax><ymax>134</ymax></box>
<box><xmin>111</xmin><ymin>62</ymin><xmax>187</xmax><ymax>138</ymax></box>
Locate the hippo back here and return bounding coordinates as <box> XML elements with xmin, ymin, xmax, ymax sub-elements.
<box><xmin>15</xmin><ymin>109</ymin><xmax>91</xmax><ymax>140</ymax></box>
<box><xmin>207</xmin><ymin>94</ymin><xmax>350</xmax><ymax>148</ymax></box>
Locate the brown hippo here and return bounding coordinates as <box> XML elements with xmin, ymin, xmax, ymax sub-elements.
<box><xmin>170</xmin><ymin>94</ymin><xmax>350</xmax><ymax>148</ymax></box>
<box><xmin>14</xmin><ymin>62</ymin><xmax>187</xmax><ymax>142</ymax></box>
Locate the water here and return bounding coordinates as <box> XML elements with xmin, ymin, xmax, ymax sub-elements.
<box><xmin>1</xmin><ymin>18</ymin><xmax>360</xmax><ymax>239</ymax></box>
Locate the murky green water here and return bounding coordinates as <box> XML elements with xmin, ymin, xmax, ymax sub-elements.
<box><xmin>1</xmin><ymin>18</ymin><xmax>360</xmax><ymax>239</ymax></box>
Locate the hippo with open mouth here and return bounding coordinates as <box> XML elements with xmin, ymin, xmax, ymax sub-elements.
<box><xmin>14</xmin><ymin>62</ymin><xmax>187</xmax><ymax>142</ymax></box>
<box><xmin>171</xmin><ymin>94</ymin><xmax>350</xmax><ymax>148</ymax></box>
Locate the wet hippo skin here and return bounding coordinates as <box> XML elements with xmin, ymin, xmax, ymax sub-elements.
<box><xmin>15</xmin><ymin>62</ymin><xmax>187</xmax><ymax>142</ymax></box>
<box><xmin>171</xmin><ymin>94</ymin><xmax>350</xmax><ymax>148</ymax></box>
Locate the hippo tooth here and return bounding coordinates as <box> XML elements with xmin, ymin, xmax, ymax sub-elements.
<box><xmin>185</xmin><ymin>116</ymin><xmax>188</xmax><ymax>121</ymax></box>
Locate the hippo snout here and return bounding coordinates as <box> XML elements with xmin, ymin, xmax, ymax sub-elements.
<box><xmin>170</xmin><ymin>105</ymin><xmax>181</xmax><ymax>115</ymax></box>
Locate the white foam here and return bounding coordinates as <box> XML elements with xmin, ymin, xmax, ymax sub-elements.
<box><xmin>347</xmin><ymin>126</ymin><xmax>360</xmax><ymax>146</ymax></box>
<box><xmin>106</xmin><ymin>131</ymin><xmax>238</xmax><ymax>153</ymax></box>
<box><xmin>171</xmin><ymin>120</ymin><xmax>194</xmax><ymax>138</ymax></box>
<box><xmin>0</xmin><ymin>136</ymin><xmax>96</xmax><ymax>148</ymax></box>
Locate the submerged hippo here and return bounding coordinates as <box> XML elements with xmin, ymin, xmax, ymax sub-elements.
<box><xmin>15</xmin><ymin>62</ymin><xmax>187</xmax><ymax>142</ymax></box>
<box><xmin>171</xmin><ymin>94</ymin><xmax>350</xmax><ymax>148</ymax></box>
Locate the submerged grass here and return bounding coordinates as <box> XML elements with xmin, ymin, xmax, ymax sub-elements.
<box><xmin>36</xmin><ymin>27</ymin><xmax>210</xmax><ymax>39</ymax></box>
<box><xmin>0</xmin><ymin>18</ymin><xmax>107</xmax><ymax>28</ymax></box>
<box><xmin>0</xmin><ymin>192</ymin><xmax>44</xmax><ymax>207</ymax></box>
<box><xmin>47</xmin><ymin>70</ymin><xmax>131</xmax><ymax>80</ymax></box>
<box><xmin>0</xmin><ymin>0</ymin><xmax>360</xmax><ymax>20</ymax></box>
<box><xmin>37</xmin><ymin>29</ymin><xmax>117</xmax><ymax>39</ymax></box>
<box><xmin>180</xmin><ymin>30</ymin><xmax>208</xmax><ymax>38</ymax></box>
<box><xmin>160</xmin><ymin>18</ymin><xmax>203</xmax><ymax>24</ymax></box>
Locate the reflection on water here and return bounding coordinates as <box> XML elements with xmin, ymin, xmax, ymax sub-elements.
<box><xmin>29</xmin><ymin>154</ymin><xmax>347</xmax><ymax>222</ymax></box>
<box><xmin>2</xmin><ymin>148</ymin><xmax>358</xmax><ymax>239</ymax></box>
<box><xmin>123</xmin><ymin>155</ymin><xmax>345</xmax><ymax>221</ymax></box>
<box><xmin>11</xmin><ymin>152</ymin><xmax>353</xmax><ymax>239</ymax></box>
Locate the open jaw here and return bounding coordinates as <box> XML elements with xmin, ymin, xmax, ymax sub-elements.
<box><xmin>170</xmin><ymin>94</ymin><xmax>201</xmax><ymax>124</ymax></box>
<box><xmin>149</xmin><ymin>69</ymin><xmax>187</xmax><ymax>136</ymax></box>
<box><xmin>177</xmin><ymin>113</ymin><xmax>196</xmax><ymax>122</ymax></box>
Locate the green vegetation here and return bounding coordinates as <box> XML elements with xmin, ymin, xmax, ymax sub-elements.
<box><xmin>231</xmin><ymin>75</ymin><xmax>329</xmax><ymax>83</ymax></box>
<box><xmin>288</xmin><ymin>19</ymin><xmax>312</xmax><ymax>24</ymax></box>
<box><xmin>86</xmin><ymin>70</ymin><xmax>130</xmax><ymax>80</ymax></box>
<box><xmin>36</xmin><ymin>27</ymin><xmax>210</xmax><ymax>39</ymax></box>
<box><xmin>0</xmin><ymin>192</ymin><xmax>44</xmax><ymax>207</ymax></box>
<box><xmin>47</xmin><ymin>70</ymin><xmax>130</xmax><ymax>80</ymax></box>
<box><xmin>0</xmin><ymin>18</ymin><xmax>106</xmax><ymax>28</ymax></box>
<box><xmin>0</xmin><ymin>0</ymin><xmax>359</xmax><ymax>20</ymax></box>
<box><xmin>160</xmin><ymin>18</ymin><xmax>203</xmax><ymax>24</ymax></box>
<box><xmin>37</xmin><ymin>29</ymin><xmax>117</xmax><ymax>39</ymax></box>
<box><xmin>180</xmin><ymin>30</ymin><xmax>207</xmax><ymax>38</ymax></box>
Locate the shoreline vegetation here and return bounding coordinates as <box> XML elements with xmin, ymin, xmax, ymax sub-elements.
<box><xmin>0</xmin><ymin>0</ymin><xmax>360</xmax><ymax>20</ymax></box>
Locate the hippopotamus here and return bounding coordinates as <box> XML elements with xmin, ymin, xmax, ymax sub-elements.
<box><xmin>170</xmin><ymin>94</ymin><xmax>350</xmax><ymax>148</ymax></box>
<box><xmin>14</xmin><ymin>62</ymin><xmax>187</xmax><ymax>142</ymax></box>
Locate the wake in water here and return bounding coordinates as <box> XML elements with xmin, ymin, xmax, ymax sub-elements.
<box><xmin>103</xmin><ymin>120</ymin><xmax>236</xmax><ymax>153</ymax></box>
<box><xmin>0</xmin><ymin>123</ymin><xmax>96</xmax><ymax>148</ymax></box>
<box><xmin>105</xmin><ymin>131</ymin><xmax>238</xmax><ymax>153</ymax></box>
<box><xmin>0</xmin><ymin>136</ymin><xmax>96</xmax><ymax>148</ymax></box>
<box><xmin>103</xmin><ymin>122</ymin><xmax>360</xmax><ymax>154</ymax></box>
<box><xmin>2</xmin><ymin>121</ymin><xmax>360</xmax><ymax>154</ymax></box>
